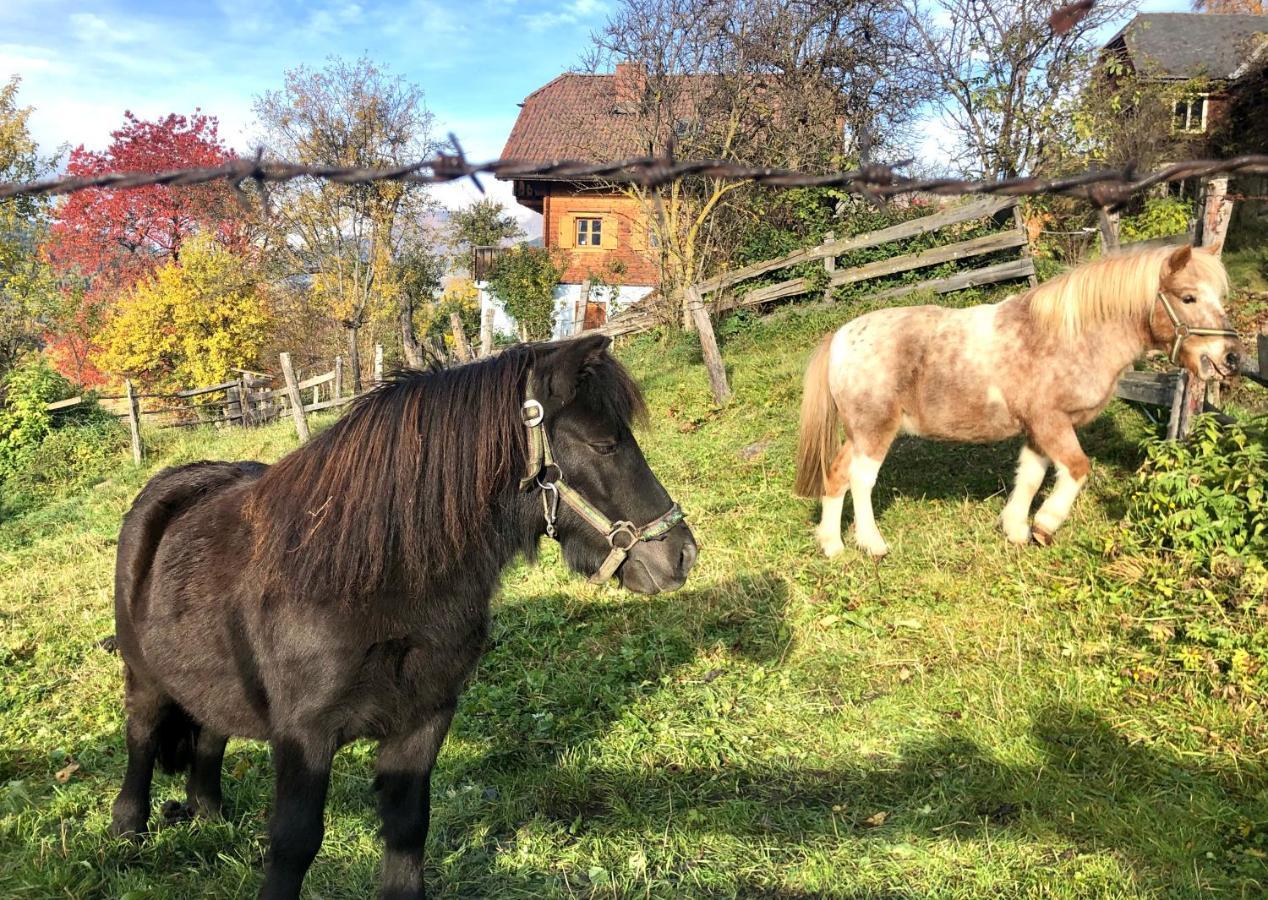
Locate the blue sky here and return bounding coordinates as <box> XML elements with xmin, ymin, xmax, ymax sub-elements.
<box><xmin>3</xmin><ymin>0</ymin><xmax>1192</xmax><ymax>227</ymax></box>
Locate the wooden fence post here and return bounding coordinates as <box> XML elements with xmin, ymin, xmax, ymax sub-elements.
<box><xmin>373</xmin><ymin>344</ymin><xmax>384</xmax><ymax>384</ymax></box>
<box><xmin>279</xmin><ymin>352</ymin><xmax>310</xmax><ymax>443</ymax></box>
<box><xmin>450</xmin><ymin>311</ymin><xmax>473</xmax><ymax>363</ymax></box>
<box><xmin>822</xmin><ymin>231</ymin><xmax>835</xmax><ymax>301</ymax></box>
<box><xmin>226</xmin><ymin>384</ymin><xmax>243</xmax><ymax>425</ymax></box>
<box><xmin>334</xmin><ymin>355</ymin><xmax>343</xmax><ymax>400</ymax></box>
<box><xmin>686</xmin><ymin>285</ymin><xmax>731</xmax><ymax>405</ymax></box>
<box><xmin>124</xmin><ymin>379</ymin><xmax>143</xmax><ymax>465</ymax></box>
<box><xmin>237</xmin><ymin>377</ymin><xmax>253</xmax><ymax>426</ymax></box>
<box><xmin>1013</xmin><ymin>205</ymin><xmax>1039</xmax><ymax>287</ymax></box>
<box><xmin>480</xmin><ymin>307</ymin><xmax>494</xmax><ymax>357</ymax></box>
<box><xmin>1097</xmin><ymin>208</ymin><xmax>1120</xmax><ymax>253</ymax></box>
<box><xmin>1198</xmin><ymin>175</ymin><xmax>1233</xmax><ymax>256</ymax></box>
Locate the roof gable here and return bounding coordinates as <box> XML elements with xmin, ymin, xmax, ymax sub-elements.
<box><xmin>1107</xmin><ymin>13</ymin><xmax>1268</xmax><ymax>80</ymax></box>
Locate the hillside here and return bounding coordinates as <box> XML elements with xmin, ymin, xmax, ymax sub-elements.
<box><xmin>2</xmin><ymin>293</ymin><xmax>1266</xmax><ymax>898</ymax></box>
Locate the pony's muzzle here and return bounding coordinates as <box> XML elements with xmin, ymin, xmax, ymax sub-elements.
<box><xmin>619</xmin><ymin>525</ymin><xmax>697</xmax><ymax>594</ymax></box>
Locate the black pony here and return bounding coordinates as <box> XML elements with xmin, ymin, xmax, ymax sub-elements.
<box><xmin>110</xmin><ymin>336</ymin><xmax>697</xmax><ymax>899</ymax></box>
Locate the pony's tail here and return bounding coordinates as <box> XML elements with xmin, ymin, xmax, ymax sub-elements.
<box><xmin>155</xmin><ymin>705</ymin><xmax>199</xmax><ymax>775</ymax></box>
<box><xmin>794</xmin><ymin>335</ymin><xmax>840</xmax><ymax>498</ymax></box>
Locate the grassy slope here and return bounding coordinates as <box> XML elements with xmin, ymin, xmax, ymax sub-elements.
<box><xmin>2</xmin><ymin>299</ymin><xmax>1266</xmax><ymax>899</ymax></box>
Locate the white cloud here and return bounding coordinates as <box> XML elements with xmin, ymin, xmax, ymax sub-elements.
<box><xmin>521</xmin><ymin>0</ymin><xmax>606</xmax><ymax>33</ymax></box>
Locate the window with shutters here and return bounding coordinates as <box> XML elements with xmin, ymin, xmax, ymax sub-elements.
<box><xmin>575</xmin><ymin>217</ymin><xmax>603</xmax><ymax>247</ymax></box>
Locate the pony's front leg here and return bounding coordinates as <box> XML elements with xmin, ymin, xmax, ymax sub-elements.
<box><xmin>375</xmin><ymin>707</ymin><xmax>456</xmax><ymax>900</ymax></box>
<box><xmin>1029</xmin><ymin>423</ymin><xmax>1090</xmax><ymax>546</ymax></box>
<box><xmin>259</xmin><ymin>734</ymin><xmax>336</xmax><ymax>900</ymax></box>
<box><xmin>1000</xmin><ymin>445</ymin><xmax>1050</xmax><ymax>545</ymax></box>
<box><xmin>815</xmin><ymin>442</ymin><xmax>853</xmax><ymax>558</ymax></box>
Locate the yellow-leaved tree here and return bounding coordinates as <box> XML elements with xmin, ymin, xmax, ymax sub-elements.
<box><xmin>97</xmin><ymin>234</ymin><xmax>272</xmax><ymax>391</ymax></box>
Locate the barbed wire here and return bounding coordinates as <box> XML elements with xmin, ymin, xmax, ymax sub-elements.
<box><xmin>0</xmin><ymin>132</ymin><xmax>1265</xmax><ymax>211</ymax></box>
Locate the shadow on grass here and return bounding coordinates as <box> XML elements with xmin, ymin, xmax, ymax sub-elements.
<box><xmin>8</xmin><ymin>571</ymin><xmax>1263</xmax><ymax>896</ymax></box>
<box><xmin>820</xmin><ymin>409</ymin><xmax>1147</xmax><ymax>526</ymax></box>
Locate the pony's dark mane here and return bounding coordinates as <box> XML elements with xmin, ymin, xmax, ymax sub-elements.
<box><xmin>246</xmin><ymin>343</ymin><xmax>644</xmax><ymax>606</ymax></box>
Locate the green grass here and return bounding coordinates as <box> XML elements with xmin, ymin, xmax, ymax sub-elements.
<box><xmin>3</xmin><ymin>302</ymin><xmax>1267</xmax><ymax>899</ymax></box>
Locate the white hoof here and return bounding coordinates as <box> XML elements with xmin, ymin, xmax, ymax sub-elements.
<box><xmin>816</xmin><ymin>529</ymin><xmax>846</xmax><ymax>558</ymax></box>
<box><xmin>1000</xmin><ymin>514</ymin><xmax>1032</xmax><ymax>546</ymax></box>
<box><xmin>855</xmin><ymin>533</ymin><xmax>890</xmax><ymax>559</ymax></box>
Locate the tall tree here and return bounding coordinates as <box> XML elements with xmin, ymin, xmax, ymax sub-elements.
<box><xmin>0</xmin><ymin>77</ymin><xmax>58</xmax><ymax>383</ymax></box>
<box><xmin>96</xmin><ymin>233</ymin><xmax>273</xmax><ymax>391</ymax></box>
<box><xmin>905</xmin><ymin>0</ymin><xmax>1137</xmax><ymax>179</ymax></box>
<box><xmin>448</xmin><ymin>198</ymin><xmax>525</xmax><ymax>259</ymax></box>
<box><xmin>254</xmin><ymin>57</ymin><xmax>436</xmax><ymax>392</ymax></box>
<box><xmin>392</xmin><ymin>246</ymin><xmax>445</xmax><ymax>367</ymax></box>
<box><xmin>45</xmin><ymin>111</ymin><xmax>241</xmax><ymax>384</ymax></box>
<box><xmin>589</xmin><ymin>0</ymin><xmax>927</xmax><ymax>320</ymax></box>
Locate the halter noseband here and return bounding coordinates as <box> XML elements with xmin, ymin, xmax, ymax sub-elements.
<box><xmin>1155</xmin><ymin>289</ymin><xmax>1238</xmax><ymax>366</ymax></box>
<box><xmin>519</xmin><ymin>375</ymin><xmax>685</xmax><ymax>585</ymax></box>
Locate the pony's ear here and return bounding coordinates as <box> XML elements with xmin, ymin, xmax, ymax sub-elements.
<box><xmin>537</xmin><ymin>334</ymin><xmax>612</xmax><ymax>406</ymax></box>
<box><xmin>1167</xmin><ymin>245</ymin><xmax>1193</xmax><ymax>273</ymax></box>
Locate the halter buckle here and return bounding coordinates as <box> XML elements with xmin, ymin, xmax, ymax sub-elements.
<box><xmin>607</xmin><ymin>521</ymin><xmax>640</xmax><ymax>551</ymax></box>
<box><xmin>522</xmin><ymin>399</ymin><xmax>544</xmax><ymax>427</ymax></box>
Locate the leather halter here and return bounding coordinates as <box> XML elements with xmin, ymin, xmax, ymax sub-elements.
<box><xmin>1154</xmin><ymin>289</ymin><xmax>1239</xmax><ymax>366</ymax></box>
<box><xmin>519</xmin><ymin>375</ymin><xmax>685</xmax><ymax>585</ymax></box>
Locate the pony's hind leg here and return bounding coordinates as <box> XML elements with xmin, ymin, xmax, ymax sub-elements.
<box><xmin>815</xmin><ymin>442</ymin><xmax>853</xmax><ymax>558</ymax></box>
<box><xmin>1000</xmin><ymin>444</ymin><xmax>1050</xmax><ymax>545</ymax></box>
<box><xmin>848</xmin><ymin>428</ymin><xmax>898</xmax><ymax>559</ymax></box>
<box><xmin>185</xmin><ymin>729</ymin><xmax>228</xmax><ymax>820</ymax></box>
<box><xmin>1028</xmin><ymin>421</ymin><xmax>1090</xmax><ymax>545</ymax></box>
<box><xmin>110</xmin><ymin>667</ymin><xmax>168</xmax><ymax>838</ymax></box>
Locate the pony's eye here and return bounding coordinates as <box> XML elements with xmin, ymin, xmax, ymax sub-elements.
<box><xmin>1182</xmin><ymin>294</ymin><xmax>1197</xmax><ymax>304</ymax></box>
<box><xmin>589</xmin><ymin>441</ymin><xmax>618</xmax><ymax>456</ymax></box>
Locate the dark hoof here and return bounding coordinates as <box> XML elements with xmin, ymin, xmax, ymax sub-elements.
<box><xmin>109</xmin><ymin>817</ymin><xmax>146</xmax><ymax>841</ymax></box>
<box><xmin>97</xmin><ymin>635</ymin><xmax>118</xmax><ymax>654</ymax></box>
<box><xmin>161</xmin><ymin>800</ymin><xmax>195</xmax><ymax>824</ymax></box>
<box><xmin>1031</xmin><ymin>529</ymin><xmax>1054</xmax><ymax>547</ymax></box>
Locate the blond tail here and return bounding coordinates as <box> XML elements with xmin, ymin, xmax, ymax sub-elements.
<box><xmin>793</xmin><ymin>335</ymin><xmax>840</xmax><ymax>498</ymax></box>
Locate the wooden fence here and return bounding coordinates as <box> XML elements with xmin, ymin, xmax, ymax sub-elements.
<box><xmin>1115</xmin><ymin>329</ymin><xmax>1268</xmax><ymax>439</ymax></box>
<box><xmin>600</xmin><ymin>195</ymin><xmax>1037</xmax><ymax>402</ymax></box>
<box><xmin>45</xmin><ymin>349</ymin><xmax>371</xmax><ymax>464</ymax></box>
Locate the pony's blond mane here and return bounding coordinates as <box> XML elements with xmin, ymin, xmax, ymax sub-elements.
<box><xmin>1027</xmin><ymin>245</ymin><xmax>1228</xmax><ymax>340</ymax></box>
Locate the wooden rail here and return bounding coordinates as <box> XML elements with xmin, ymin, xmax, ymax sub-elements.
<box><xmin>1114</xmin><ymin>328</ymin><xmax>1267</xmax><ymax>439</ymax></box>
<box><xmin>694</xmin><ymin>195</ymin><xmax>1017</xmax><ymax>296</ymax></box>
<box><xmin>40</xmin><ymin>348</ymin><xmax>377</xmax><ymax>463</ymax></box>
<box><xmin>599</xmin><ymin>197</ymin><xmax>1035</xmax><ymax>404</ymax></box>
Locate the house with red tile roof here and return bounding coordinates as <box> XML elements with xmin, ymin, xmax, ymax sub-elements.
<box><xmin>497</xmin><ymin>64</ymin><xmax>673</xmax><ymax>335</ymax></box>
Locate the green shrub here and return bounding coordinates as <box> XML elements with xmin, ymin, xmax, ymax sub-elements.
<box><xmin>0</xmin><ymin>354</ymin><xmax>124</xmax><ymax>513</ymax></box>
<box><xmin>1096</xmin><ymin>414</ymin><xmax>1268</xmax><ymax>697</ymax></box>
<box><xmin>1124</xmin><ymin>414</ymin><xmax>1267</xmax><ymax>562</ymax></box>
<box><xmin>1119</xmin><ymin>196</ymin><xmax>1194</xmax><ymax>244</ymax></box>
<box><xmin>486</xmin><ymin>246</ymin><xmax>566</xmax><ymax>340</ymax></box>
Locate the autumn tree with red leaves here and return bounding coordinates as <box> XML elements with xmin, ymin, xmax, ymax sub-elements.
<box><xmin>44</xmin><ymin>111</ymin><xmax>242</xmax><ymax>385</ymax></box>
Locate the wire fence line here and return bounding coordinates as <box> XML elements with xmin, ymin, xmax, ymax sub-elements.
<box><xmin>1</xmin><ymin>136</ymin><xmax>1266</xmax><ymax>210</ymax></box>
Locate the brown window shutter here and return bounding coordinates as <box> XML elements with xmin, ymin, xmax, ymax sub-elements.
<box><xmin>558</xmin><ymin>214</ymin><xmax>574</xmax><ymax>248</ymax></box>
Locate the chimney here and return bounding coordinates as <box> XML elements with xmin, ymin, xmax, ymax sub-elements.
<box><xmin>614</xmin><ymin>61</ymin><xmax>646</xmax><ymax>114</ymax></box>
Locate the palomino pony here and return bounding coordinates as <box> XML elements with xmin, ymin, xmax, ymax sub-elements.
<box><xmin>795</xmin><ymin>244</ymin><xmax>1241</xmax><ymax>558</ymax></box>
<box><xmin>111</xmin><ymin>335</ymin><xmax>696</xmax><ymax>900</ymax></box>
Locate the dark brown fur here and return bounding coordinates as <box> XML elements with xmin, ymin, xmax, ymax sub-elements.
<box><xmin>109</xmin><ymin>337</ymin><xmax>693</xmax><ymax>900</ymax></box>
